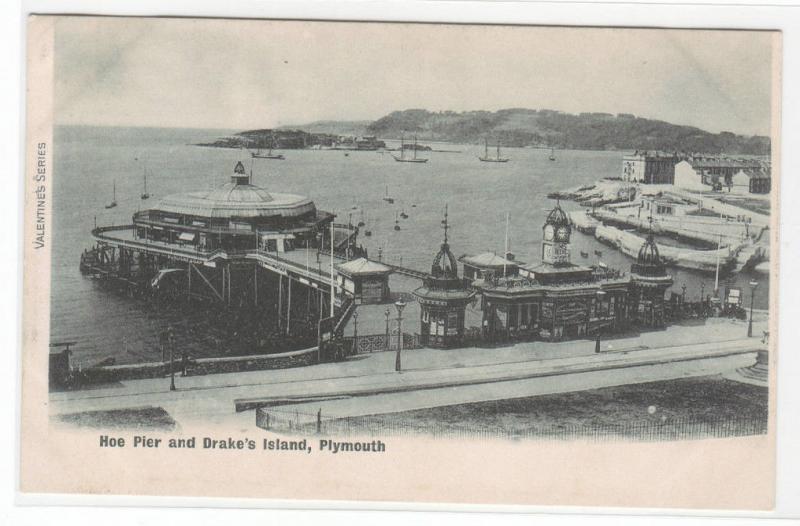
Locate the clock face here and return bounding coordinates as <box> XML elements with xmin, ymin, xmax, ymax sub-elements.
<box><xmin>556</xmin><ymin>226</ymin><xmax>570</xmax><ymax>241</ymax></box>
<box><xmin>543</xmin><ymin>224</ymin><xmax>555</xmax><ymax>241</ymax></box>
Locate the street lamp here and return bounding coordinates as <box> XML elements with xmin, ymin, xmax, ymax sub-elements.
<box><xmin>595</xmin><ymin>290</ymin><xmax>606</xmax><ymax>354</ymax></box>
<box><xmin>167</xmin><ymin>326</ymin><xmax>176</xmax><ymax>391</ymax></box>
<box><xmin>384</xmin><ymin>308</ymin><xmax>391</xmax><ymax>352</ymax></box>
<box><xmin>395</xmin><ymin>299</ymin><xmax>406</xmax><ymax>372</ymax></box>
<box><xmin>747</xmin><ymin>280</ymin><xmax>759</xmax><ymax>337</ymax></box>
<box><xmin>352</xmin><ymin>307</ymin><xmax>359</xmax><ymax>355</ymax></box>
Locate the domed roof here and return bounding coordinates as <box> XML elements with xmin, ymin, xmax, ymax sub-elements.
<box><xmin>204</xmin><ymin>182</ymin><xmax>275</xmax><ymax>203</ymax></box>
<box><xmin>151</xmin><ymin>162</ymin><xmax>315</xmax><ymax>219</ymax></box>
<box><xmin>632</xmin><ymin>232</ymin><xmax>667</xmax><ymax>277</ymax></box>
<box><xmin>431</xmin><ymin>207</ymin><xmax>458</xmax><ymax>279</ymax></box>
<box><xmin>544</xmin><ymin>200</ymin><xmax>570</xmax><ymax>228</ymax></box>
<box><xmin>431</xmin><ymin>242</ymin><xmax>458</xmax><ymax>279</ymax></box>
<box><xmin>637</xmin><ymin>235</ymin><xmax>661</xmax><ymax>266</ymax></box>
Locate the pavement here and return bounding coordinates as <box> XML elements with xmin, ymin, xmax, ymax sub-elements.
<box><xmin>49</xmin><ymin>316</ymin><xmax>769</xmax><ymax>432</ymax></box>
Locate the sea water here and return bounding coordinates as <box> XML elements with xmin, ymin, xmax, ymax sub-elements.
<box><xmin>51</xmin><ymin>126</ymin><xmax>771</xmax><ymax>367</ymax></box>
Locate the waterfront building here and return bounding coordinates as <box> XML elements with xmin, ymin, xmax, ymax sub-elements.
<box><xmin>470</xmin><ymin>201</ymin><xmax>672</xmax><ymax>343</ymax></box>
<box><xmin>621</xmin><ymin>151</ymin><xmax>680</xmax><ymax>184</ymax></box>
<box><xmin>458</xmin><ymin>252</ymin><xmax>520</xmax><ymax>281</ymax></box>
<box><xmin>133</xmin><ymin>161</ymin><xmax>335</xmax><ymax>252</ymax></box>
<box><xmin>674</xmin><ymin>156</ymin><xmax>770</xmax><ymax>193</ymax></box>
<box><xmin>629</xmin><ymin>228</ymin><xmax>673</xmax><ymax>327</ymax></box>
<box><xmin>639</xmin><ymin>193</ymin><xmax>698</xmax><ymax>218</ymax></box>
<box><xmin>336</xmin><ymin>258</ymin><xmax>392</xmax><ymax>304</ymax></box>
<box><xmin>730</xmin><ymin>167</ymin><xmax>771</xmax><ymax>195</ymax></box>
<box><xmin>413</xmin><ymin>209</ymin><xmax>476</xmax><ymax>348</ymax></box>
<box><xmin>83</xmin><ymin>162</ymin><xmax>358</xmax><ymax>320</ymax></box>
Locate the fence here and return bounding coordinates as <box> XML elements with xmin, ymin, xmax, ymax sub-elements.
<box><xmin>342</xmin><ymin>332</ymin><xmax>420</xmax><ymax>354</ymax></box>
<box><xmin>255</xmin><ymin>406</ymin><xmax>767</xmax><ymax>442</ymax></box>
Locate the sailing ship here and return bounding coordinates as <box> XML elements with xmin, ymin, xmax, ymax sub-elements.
<box><xmin>392</xmin><ymin>135</ymin><xmax>428</xmax><ymax>163</ymax></box>
<box><xmin>478</xmin><ymin>138</ymin><xmax>509</xmax><ymax>163</ymax></box>
<box><xmin>251</xmin><ymin>134</ymin><xmax>285</xmax><ymax>160</ymax></box>
<box><xmin>105</xmin><ymin>181</ymin><xmax>117</xmax><ymax>209</ymax></box>
<box><xmin>140</xmin><ymin>169</ymin><xmax>150</xmax><ymax>200</ymax></box>
<box><xmin>549</xmin><ymin>147</ymin><xmax>556</xmax><ymax>161</ymax></box>
<box><xmin>383</xmin><ymin>182</ymin><xmax>394</xmax><ymax>204</ymax></box>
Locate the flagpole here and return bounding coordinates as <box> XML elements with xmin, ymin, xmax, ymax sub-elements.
<box><xmin>503</xmin><ymin>212</ymin><xmax>509</xmax><ymax>277</ymax></box>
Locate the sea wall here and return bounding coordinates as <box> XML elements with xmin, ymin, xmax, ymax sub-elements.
<box><xmin>78</xmin><ymin>347</ymin><xmax>318</xmax><ymax>384</ymax></box>
<box><xmin>594</xmin><ymin>224</ymin><xmax>736</xmax><ymax>273</ymax></box>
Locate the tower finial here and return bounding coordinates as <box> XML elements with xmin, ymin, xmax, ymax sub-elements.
<box><xmin>442</xmin><ymin>204</ymin><xmax>450</xmax><ymax>244</ymax></box>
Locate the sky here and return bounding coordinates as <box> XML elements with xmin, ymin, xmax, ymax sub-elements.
<box><xmin>53</xmin><ymin>16</ymin><xmax>777</xmax><ymax>136</ymax></box>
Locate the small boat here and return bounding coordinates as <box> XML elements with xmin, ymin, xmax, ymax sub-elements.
<box><xmin>549</xmin><ymin>147</ymin><xmax>556</xmax><ymax>161</ymax></box>
<box><xmin>252</xmin><ymin>134</ymin><xmax>285</xmax><ymax>160</ymax></box>
<box><xmin>105</xmin><ymin>181</ymin><xmax>117</xmax><ymax>209</ymax></box>
<box><xmin>140</xmin><ymin>169</ymin><xmax>150</xmax><ymax>200</ymax></box>
<box><xmin>392</xmin><ymin>134</ymin><xmax>428</xmax><ymax>163</ymax></box>
<box><xmin>394</xmin><ymin>212</ymin><xmax>401</xmax><ymax>231</ymax></box>
<box><xmin>400</xmin><ymin>210</ymin><xmax>408</xmax><ymax>219</ymax></box>
<box><xmin>344</xmin><ymin>152</ymin><xmax>349</xmax><ymax>157</ymax></box>
<box><xmin>357</xmin><ymin>210</ymin><xmax>365</xmax><ymax>227</ymax></box>
<box><xmin>594</xmin><ymin>249</ymin><xmax>603</xmax><ymax>257</ymax></box>
<box><xmin>580</xmin><ymin>251</ymin><xmax>589</xmax><ymax>258</ymax></box>
<box><xmin>478</xmin><ymin>138</ymin><xmax>509</xmax><ymax>163</ymax></box>
<box><xmin>383</xmin><ymin>183</ymin><xmax>394</xmax><ymax>204</ymax></box>
<box><xmin>411</xmin><ymin>204</ymin><xmax>417</xmax><ymax>208</ymax></box>
<box><xmin>364</xmin><ymin>229</ymin><xmax>372</xmax><ymax>237</ymax></box>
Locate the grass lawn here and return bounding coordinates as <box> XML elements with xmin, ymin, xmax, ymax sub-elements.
<box><xmin>54</xmin><ymin>406</ymin><xmax>177</xmax><ymax>431</ymax></box>
<box><xmin>335</xmin><ymin>376</ymin><xmax>767</xmax><ymax>441</ymax></box>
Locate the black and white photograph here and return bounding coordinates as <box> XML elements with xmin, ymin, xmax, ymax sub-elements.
<box><xmin>19</xmin><ymin>13</ymin><xmax>780</xmax><ymax>509</ymax></box>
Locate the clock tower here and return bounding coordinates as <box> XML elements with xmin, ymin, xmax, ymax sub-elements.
<box><xmin>542</xmin><ymin>200</ymin><xmax>571</xmax><ymax>266</ymax></box>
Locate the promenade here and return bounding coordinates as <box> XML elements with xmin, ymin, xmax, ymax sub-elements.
<box><xmin>49</xmin><ymin>315</ymin><xmax>769</xmax><ymax>432</ymax></box>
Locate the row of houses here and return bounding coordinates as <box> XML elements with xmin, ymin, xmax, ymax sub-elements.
<box><xmin>621</xmin><ymin>151</ymin><xmax>771</xmax><ymax>195</ymax></box>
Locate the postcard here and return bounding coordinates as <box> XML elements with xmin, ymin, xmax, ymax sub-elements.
<box><xmin>20</xmin><ymin>15</ymin><xmax>780</xmax><ymax>509</ymax></box>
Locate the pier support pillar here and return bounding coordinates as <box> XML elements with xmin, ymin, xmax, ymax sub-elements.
<box><xmin>286</xmin><ymin>277</ymin><xmax>292</xmax><ymax>336</ymax></box>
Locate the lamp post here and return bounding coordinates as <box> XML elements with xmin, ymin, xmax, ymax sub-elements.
<box><xmin>748</xmin><ymin>280</ymin><xmax>759</xmax><ymax>337</ymax></box>
<box><xmin>384</xmin><ymin>308</ymin><xmax>391</xmax><ymax>352</ymax></box>
<box><xmin>167</xmin><ymin>326</ymin><xmax>176</xmax><ymax>391</ymax></box>
<box><xmin>352</xmin><ymin>307</ymin><xmax>359</xmax><ymax>355</ymax></box>
<box><xmin>681</xmin><ymin>284</ymin><xmax>686</xmax><ymax>303</ymax></box>
<box><xmin>395</xmin><ymin>299</ymin><xmax>406</xmax><ymax>372</ymax></box>
<box><xmin>595</xmin><ymin>290</ymin><xmax>606</xmax><ymax>354</ymax></box>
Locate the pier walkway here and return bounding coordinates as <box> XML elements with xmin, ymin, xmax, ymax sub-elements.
<box><xmin>90</xmin><ymin>226</ymin><xmax>428</xmax><ymax>295</ymax></box>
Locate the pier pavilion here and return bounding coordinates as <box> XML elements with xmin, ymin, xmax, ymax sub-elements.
<box><xmin>470</xmin><ymin>201</ymin><xmax>672</xmax><ymax>343</ymax></box>
<box><xmin>132</xmin><ymin>161</ymin><xmax>334</xmax><ymax>253</ymax></box>
<box><xmin>81</xmin><ymin>162</ymin><xmax>361</xmax><ymax>351</ymax></box>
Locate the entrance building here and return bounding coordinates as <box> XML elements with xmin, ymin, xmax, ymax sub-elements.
<box><xmin>472</xmin><ymin>201</ymin><xmax>668</xmax><ymax>343</ymax></box>
<box><xmin>413</xmin><ymin>207</ymin><xmax>476</xmax><ymax>348</ymax></box>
